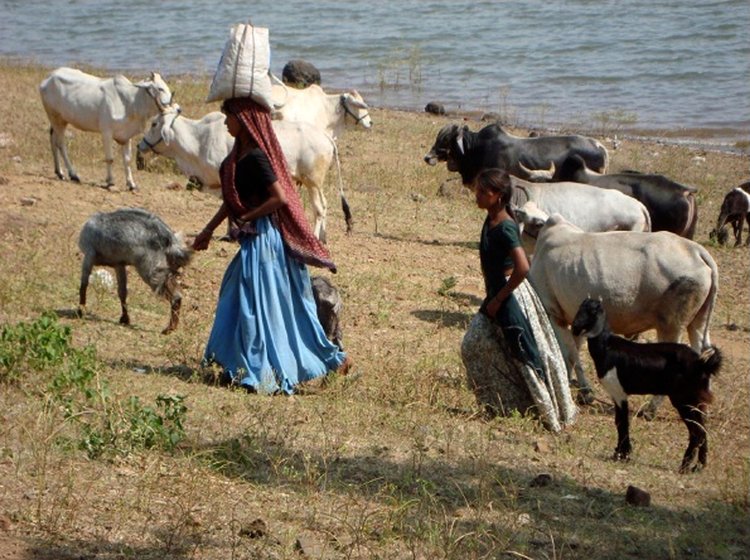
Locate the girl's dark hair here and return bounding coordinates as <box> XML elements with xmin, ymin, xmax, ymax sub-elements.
<box><xmin>476</xmin><ymin>168</ymin><xmax>514</xmax><ymax>209</ymax></box>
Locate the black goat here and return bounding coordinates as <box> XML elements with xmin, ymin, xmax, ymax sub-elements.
<box><xmin>571</xmin><ymin>298</ymin><xmax>721</xmax><ymax>473</ymax></box>
<box><xmin>710</xmin><ymin>182</ymin><xmax>750</xmax><ymax>247</ymax></box>
<box><xmin>78</xmin><ymin>208</ymin><xmax>192</xmax><ymax>334</ymax></box>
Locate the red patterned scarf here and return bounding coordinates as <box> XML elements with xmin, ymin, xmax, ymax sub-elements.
<box><xmin>220</xmin><ymin>98</ymin><xmax>336</xmax><ymax>272</ymax></box>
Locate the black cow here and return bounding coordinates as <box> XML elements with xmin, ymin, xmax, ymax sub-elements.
<box><xmin>710</xmin><ymin>182</ymin><xmax>750</xmax><ymax>246</ymax></box>
<box><xmin>423</xmin><ymin>123</ymin><xmax>609</xmax><ymax>186</ymax></box>
<box><xmin>552</xmin><ymin>154</ymin><xmax>698</xmax><ymax>239</ymax></box>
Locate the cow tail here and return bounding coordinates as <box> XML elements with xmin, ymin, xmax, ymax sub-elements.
<box><xmin>697</xmin><ymin>246</ymin><xmax>719</xmax><ymax>351</ymax></box>
<box><xmin>327</xmin><ymin>133</ymin><xmax>353</xmax><ymax>233</ymax></box>
<box><xmin>641</xmin><ymin>204</ymin><xmax>652</xmax><ymax>232</ymax></box>
<box><xmin>595</xmin><ymin>139</ymin><xmax>609</xmax><ymax>173</ymax></box>
<box><xmin>682</xmin><ymin>193</ymin><xmax>698</xmax><ymax>239</ymax></box>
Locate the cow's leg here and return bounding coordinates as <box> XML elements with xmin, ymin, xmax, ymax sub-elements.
<box><xmin>78</xmin><ymin>254</ymin><xmax>95</xmax><ymax>317</ymax></box>
<box><xmin>642</xmin><ymin>326</ymin><xmax>683</xmax><ymax>419</ymax></box>
<box><xmin>613</xmin><ymin>399</ymin><xmax>631</xmax><ymax>461</ymax></box>
<box><xmin>48</xmin><ymin>126</ymin><xmax>64</xmax><ymax>180</ymax></box>
<box><xmin>552</xmin><ymin>320</ymin><xmax>593</xmax><ymax>404</ymax></box>
<box><xmin>306</xmin><ymin>183</ymin><xmax>328</xmax><ymax>243</ymax></box>
<box><xmin>101</xmin><ymin>131</ymin><xmax>115</xmax><ymax>188</ymax></box>
<box><xmin>745</xmin><ymin>214</ymin><xmax>750</xmax><ymax>245</ymax></box>
<box><xmin>114</xmin><ymin>265</ymin><xmax>130</xmax><ymax>325</ymax></box>
<box><xmin>120</xmin><ymin>139</ymin><xmax>138</xmax><ymax>191</ymax></box>
<box><xmin>50</xmin><ymin>121</ymin><xmax>79</xmax><ymax>182</ymax></box>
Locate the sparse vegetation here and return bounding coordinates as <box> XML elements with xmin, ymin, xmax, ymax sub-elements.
<box><xmin>0</xmin><ymin>59</ymin><xmax>748</xmax><ymax>559</ymax></box>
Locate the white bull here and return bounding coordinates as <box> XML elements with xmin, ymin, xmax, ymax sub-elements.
<box><xmin>138</xmin><ymin>105</ymin><xmax>350</xmax><ymax>241</ymax></box>
<box><xmin>39</xmin><ymin>67</ymin><xmax>173</xmax><ymax>190</ymax></box>
<box><xmin>526</xmin><ymin>214</ymin><xmax>717</xmax><ymax>416</ymax></box>
<box><xmin>271</xmin><ymin>83</ymin><xmax>372</xmax><ymax>137</ymax></box>
<box><xmin>509</xmin><ymin>176</ymin><xmax>651</xmax><ymax>254</ymax></box>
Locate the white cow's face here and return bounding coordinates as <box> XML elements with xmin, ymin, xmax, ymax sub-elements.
<box><xmin>341</xmin><ymin>91</ymin><xmax>372</xmax><ymax>129</ymax></box>
<box><xmin>139</xmin><ymin>106</ymin><xmax>180</xmax><ymax>152</ymax></box>
<box><xmin>137</xmin><ymin>72</ymin><xmax>174</xmax><ymax>111</ymax></box>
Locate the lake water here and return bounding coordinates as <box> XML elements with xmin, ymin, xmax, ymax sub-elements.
<box><xmin>2</xmin><ymin>0</ymin><xmax>749</xmax><ymax>146</ymax></box>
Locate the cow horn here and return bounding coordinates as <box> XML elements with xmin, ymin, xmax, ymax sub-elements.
<box><xmin>456</xmin><ymin>127</ymin><xmax>466</xmax><ymax>155</ymax></box>
<box><xmin>519</xmin><ymin>161</ymin><xmax>555</xmax><ymax>181</ymax></box>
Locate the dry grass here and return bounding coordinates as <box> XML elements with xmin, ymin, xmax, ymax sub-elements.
<box><xmin>0</xmin><ymin>60</ymin><xmax>748</xmax><ymax>559</ymax></box>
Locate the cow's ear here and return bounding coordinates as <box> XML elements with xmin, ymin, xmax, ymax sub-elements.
<box><xmin>162</xmin><ymin>120</ymin><xmax>175</xmax><ymax>145</ymax></box>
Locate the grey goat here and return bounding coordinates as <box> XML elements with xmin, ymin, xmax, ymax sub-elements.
<box><xmin>311</xmin><ymin>276</ymin><xmax>344</xmax><ymax>349</ymax></box>
<box><xmin>78</xmin><ymin>208</ymin><xmax>192</xmax><ymax>334</ymax></box>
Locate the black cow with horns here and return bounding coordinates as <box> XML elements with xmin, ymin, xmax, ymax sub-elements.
<box><xmin>423</xmin><ymin>123</ymin><xmax>609</xmax><ymax>186</ymax></box>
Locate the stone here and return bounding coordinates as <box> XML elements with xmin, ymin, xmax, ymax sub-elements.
<box><xmin>480</xmin><ymin>112</ymin><xmax>502</xmax><ymax>122</ymax></box>
<box><xmin>424</xmin><ymin>101</ymin><xmax>446</xmax><ymax>115</ymax></box>
<box><xmin>530</xmin><ymin>473</ymin><xmax>553</xmax><ymax>487</ymax></box>
<box><xmin>239</xmin><ymin>518</ymin><xmax>268</xmax><ymax>539</ymax></box>
<box><xmin>282</xmin><ymin>59</ymin><xmax>321</xmax><ymax>89</ymax></box>
<box><xmin>294</xmin><ymin>533</ymin><xmax>326</xmax><ymax>556</ymax></box>
<box><xmin>461</xmin><ymin>313</ymin><xmax>535</xmax><ymax>417</ymax></box>
<box><xmin>625</xmin><ymin>485</ymin><xmax>651</xmax><ymax>507</ymax></box>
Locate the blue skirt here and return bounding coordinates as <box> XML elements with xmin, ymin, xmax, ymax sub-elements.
<box><xmin>204</xmin><ymin>217</ymin><xmax>346</xmax><ymax>394</ymax></box>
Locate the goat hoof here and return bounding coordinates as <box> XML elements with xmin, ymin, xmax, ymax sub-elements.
<box><xmin>76</xmin><ymin>307</ymin><xmax>84</xmax><ymax>319</ymax></box>
<box><xmin>119</xmin><ymin>316</ymin><xmax>130</xmax><ymax>326</ymax></box>
<box><xmin>71</xmin><ymin>175</ymin><xmax>81</xmax><ymax>183</ymax></box>
<box><xmin>613</xmin><ymin>451</ymin><xmax>630</xmax><ymax>462</ymax></box>
<box><xmin>679</xmin><ymin>462</ymin><xmax>705</xmax><ymax>474</ymax></box>
<box><xmin>576</xmin><ymin>389</ymin><xmax>595</xmax><ymax>406</ymax></box>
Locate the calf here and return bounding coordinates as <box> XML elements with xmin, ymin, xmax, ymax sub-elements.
<box><xmin>78</xmin><ymin>208</ymin><xmax>192</xmax><ymax>334</ymax></box>
<box><xmin>572</xmin><ymin>298</ymin><xmax>721</xmax><ymax>473</ymax></box>
<box><xmin>710</xmin><ymin>182</ymin><xmax>750</xmax><ymax>246</ymax></box>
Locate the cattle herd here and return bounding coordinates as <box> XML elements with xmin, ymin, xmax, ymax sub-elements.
<box><xmin>38</xmin><ymin>65</ymin><xmax>748</xmax><ymax>473</ymax></box>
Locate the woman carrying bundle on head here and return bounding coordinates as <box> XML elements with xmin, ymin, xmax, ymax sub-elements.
<box><xmin>193</xmin><ymin>97</ymin><xmax>351</xmax><ymax>394</ymax></box>
<box><xmin>470</xmin><ymin>168</ymin><xmax>576</xmax><ymax>431</ymax></box>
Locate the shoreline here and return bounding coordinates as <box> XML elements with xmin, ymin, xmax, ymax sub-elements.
<box><xmin>5</xmin><ymin>56</ymin><xmax>749</xmax><ymax>156</ymax></box>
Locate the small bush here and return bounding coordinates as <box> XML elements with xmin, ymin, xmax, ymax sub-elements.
<box><xmin>1</xmin><ymin>313</ymin><xmax>188</xmax><ymax>458</ymax></box>
<box><xmin>0</xmin><ymin>312</ymin><xmax>71</xmax><ymax>384</ymax></box>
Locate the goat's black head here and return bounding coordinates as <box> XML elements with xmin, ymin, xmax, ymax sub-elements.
<box><xmin>571</xmin><ymin>297</ymin><xmax>607</xmax><ymax>338</ymax></box>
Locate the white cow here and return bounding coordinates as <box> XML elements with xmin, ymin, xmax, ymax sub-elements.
<box><xmin>138</xmin><ymin>105</ymin><xmax>349</xmax><ymax>241</ymax></box>
<box><xmin>39</xmin><ymin>67</ymin><xmax>173</xmax><ymax>190</ymax></box>
<box><xmin>525</xmin><ymin>214</ymin><xmax>718</xmax><ymax>416</ymax></box>
<box><xmin>271</xmin><ymin>83</ymin><xmax>372</xmax><ymax>137</ymax></box>
<box><xmin>509</xmin><ymin>176</ymin><xmax>651</xmax><ymax>254</ymax></box>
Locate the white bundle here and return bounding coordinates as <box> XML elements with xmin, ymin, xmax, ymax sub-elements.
<box><xmin>206</xmin><ymin>22</ymin><xmax>275</xmax><ymax>111</ymax></box>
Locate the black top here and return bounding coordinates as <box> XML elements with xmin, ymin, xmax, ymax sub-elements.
<box><xmin>235</xmin><ymin>148</ymin><xmax>277</xmax><ymax>209</ymax></box>
<box><xmin>479</xmin><ymin>218</ymin><xmax>522</xmax><ymax>299</ymax></box>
